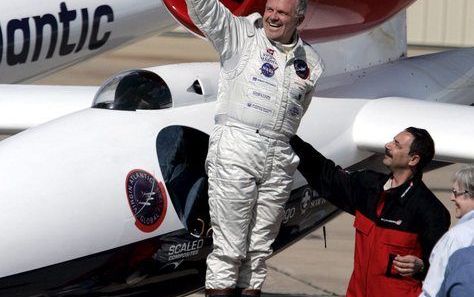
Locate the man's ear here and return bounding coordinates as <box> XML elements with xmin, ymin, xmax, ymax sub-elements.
<box><xmin>297</xmin><ymin>15</ymin><xmax>305</xmax><ymax>26</ymax></box>
<box><xmin>408</xmin><ymin>154</ymin><xmax>420</xmax><ymax>168</ymax></box>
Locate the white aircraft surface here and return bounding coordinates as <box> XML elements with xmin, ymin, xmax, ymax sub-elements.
<box><xmin>0</xmin><ymin>0</ymin><xmax>473</xmax><ymax>296</ymax></box>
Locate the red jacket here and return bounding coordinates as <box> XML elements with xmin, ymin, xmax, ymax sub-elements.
<box><xmin>349</xmin><ymin>210</ymin><xmax>423</xmax><ymax>297</ymax></box>
<box><xmin>291</xmin><ymin>136</ymin><xmax>450</xmax><ymax>297</ymax></box>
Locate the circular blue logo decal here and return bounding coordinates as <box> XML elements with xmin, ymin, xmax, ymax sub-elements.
<box><xmin>261</xmin><ymin>63</ymin><xmax>275</xmax><ymax>77</ymax></box>
<box><xmin>294</xmin><ymin>59</ymin><xmax>310</xmax><ymax>80</ymax></box>
<box><xmin>126</xmin><ymin>169</ymin><xmax>167</xmax><ymax>233</ymax></box>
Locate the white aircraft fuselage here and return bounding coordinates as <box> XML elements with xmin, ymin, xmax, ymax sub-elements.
<box><xmin>0</xmin><ymin>0</ymin><xmax>473</xmax><ymax>296</ymax></box>
<box><xmin>0</xmin><ymin>0</ymin><xmax>176</xmax><ymax>83</ymax></box>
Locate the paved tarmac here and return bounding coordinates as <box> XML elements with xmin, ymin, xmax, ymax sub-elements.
<box><xmin>5</xmin><ymin>32</ymin><xmax>465</xmax><ymax>296</ymax></box>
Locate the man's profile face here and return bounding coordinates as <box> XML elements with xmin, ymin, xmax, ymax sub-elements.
<box><xmin>263</xmin><ymin>0</ymin><xmax>303</xmax><ymax>44</ymax></box>
<box><xmin>383</xmin><ymin>131</ymin><xmax>417</xmax><ymax>172</ymax></box>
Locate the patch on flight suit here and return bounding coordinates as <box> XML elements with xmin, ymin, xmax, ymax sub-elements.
<box><xmin>260</xmin><ymin>49</ymin><xmax>279</xmax><ymax>78</ymax></box>
<box><xmin>294</xmin><ymin>59</ymin><xmax>310</xmax><ymax>80</ymax></box>
<box><xmin>261</xmin><ymin>63</ymin><xmax>276</xmax><ymax>78</ymax></box>
<box><xmin>250</xmin><ymin>75</ymin><xmax>278</xmax><ymax>89</ymax></box>
<box><xmin>246</xmin><ymin>102</ymin><xmax>273</xmax><ymax>115</ymax></box>
<box><xmin>248</xmin><ymin>88</ymin><xmax>274</xmax><ymax>102</ymax></box>
<box><xmin>287</xmin><ymin>103</ymin><xmax>302</xmax><ymax>118</ymax></box>
<box><xmin>289</xmin><ymin>83</ymin><xmax>306</xmax><ymax>101</ymax></box>
<box><xmin>260</xmin><ymin>48</ymin><xmax>277</xmax><ymax>64</ymax></box>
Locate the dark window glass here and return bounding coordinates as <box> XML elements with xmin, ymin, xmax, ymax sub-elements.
<box><xmin>92</xmin><ymin>69</ymin><xmax>172</xmax><ymax>111</ymax></box>
<box><xmin>157</xmin><ymin>126</ymin><xmax>210</xmax><ymax>236</ymax></box>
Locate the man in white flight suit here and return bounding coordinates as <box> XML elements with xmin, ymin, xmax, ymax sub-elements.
<box><xmin>184</xmin><ymin>0</ymin><xmax>323</xmax><ymax>296</ymax></box>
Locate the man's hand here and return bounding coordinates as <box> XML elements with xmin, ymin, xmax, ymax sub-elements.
<box><xmin>392</xmin><ymin>255</ymin><xmax>424</xmax><ymax>277</ymax></box>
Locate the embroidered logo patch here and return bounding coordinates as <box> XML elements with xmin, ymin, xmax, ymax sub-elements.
<box><xmin>261</xmin><ymin>63</ymin><xmax>276</xmax><ymax>78</ymax></box>
<box><xmin>246</xmin><ymin>102</ymin><xmax>273</xmax><ymax>114</ymax></box>
<box><xmin>126</xmin><ymin>169</ymin><xmax>167</xmax><ymax>233</ymax></box>
<box><xmin>250</xmin><ymin>76</ymin><xmax>278</xmax><ymax>89</ymax></box>
<box><xmin>287</xmin><ymin>103</ymin><xmax>302</xmax><ymax>118</ymax></box>
<box><xmin>260</xmin><ymin>49</ymin><xmax>278</xmax><ymax>65</ymax></box>
<box><xmin>294</xmin><ymin>59</ymin><xmax>310</xmax><ymax>80</ymax></box>
<box><xmin>249</xmin><ymin>89</ymin><xmax>272</xmax><ymax>101</ymax></box>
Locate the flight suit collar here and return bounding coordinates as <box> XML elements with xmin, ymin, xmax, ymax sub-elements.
<box><xmin>267</xmin><ymin>33</ymin><xmax>306</xmax><ymax>62</ymax></box>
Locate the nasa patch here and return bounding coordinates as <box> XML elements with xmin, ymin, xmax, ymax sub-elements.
<box><xmin>126</xmin><ymin>169</ymin><xmax>167</xmax><ymax>233</ymax></box>
<box><xmin>260</xmin><ymin>63</ymin><xmax>276</xmax><ymax>78</ymax></box>
<box><xmin>294</xmin><ymin>59</ymin><xmax>310</xmax><ymax>80</ymax></box>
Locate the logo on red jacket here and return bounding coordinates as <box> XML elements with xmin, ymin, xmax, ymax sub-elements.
<box><xmin>126</xmin><ymin>169</ymin><xmax>167</xmax><ymax>233</ymax></box>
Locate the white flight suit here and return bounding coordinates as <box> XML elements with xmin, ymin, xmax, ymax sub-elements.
<box><xmin>185</xmin><ymin>0</ymin><xmax>323</xmax><ymax>290</ymax></box>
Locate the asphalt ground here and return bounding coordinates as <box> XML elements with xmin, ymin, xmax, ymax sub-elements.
<box><xmin>1</xmin><ymin>32</ymin><xmax>465</xmax><ymax>296</ymax></box>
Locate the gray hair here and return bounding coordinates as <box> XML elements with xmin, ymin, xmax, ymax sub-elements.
<box><xmin>452</xmin><ymin>164</ymin><xmax>474</xmax><ymax>197</ymax></box>
<box><xmin>296</xmin><ymin>0</ymin><xmax>308</xmax><ymax>17</ymax></box>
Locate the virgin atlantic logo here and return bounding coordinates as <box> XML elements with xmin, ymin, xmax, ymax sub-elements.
<box><xmin>126</xmin><ymin>169</ymin><xmax>167</xmax><ymax>233</ymax></box>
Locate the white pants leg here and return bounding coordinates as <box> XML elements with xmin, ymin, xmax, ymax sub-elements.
<box><xmin>205</xmin><ymin>125</ymin><xmax>298</xmax><ymax>290</ymax></box>
<box><xmin>236</xmin><ymin>139</ymin><xmax>299</xmax><ymax>289</ymax></box>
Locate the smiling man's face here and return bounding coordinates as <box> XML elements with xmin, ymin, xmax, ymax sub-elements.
<box><xmin>263</xmin><ymin>0</ymin><xmax>303</xmax><ymax>44</ymax></box>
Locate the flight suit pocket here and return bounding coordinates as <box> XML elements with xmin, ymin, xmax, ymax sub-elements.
<box><xmin>205</xmin><ymin>125</ymin><xmax>224</xmax><ymax>176</ymax></box>
<box><xmin>352</xmin><ymin>211</ymin><xmax>375</xmax><ymax>285</ymax></box>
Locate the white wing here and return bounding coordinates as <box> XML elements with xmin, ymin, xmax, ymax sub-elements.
<box><xmin>353</xmin><ymin>98</ymin><xmax>474</xmax><ymax>163</ymax></box>
<box><xmin>0</xmin><ymin>85</ymin><xmax>97</xmax><ymax>134</ymax></box>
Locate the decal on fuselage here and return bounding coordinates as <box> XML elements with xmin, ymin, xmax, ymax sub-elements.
<box><xmin>300</xmin><ymin>187</ymin><xmax>326</xmax><ymax>215</ymax></box>
<box><xmin>126</xmin><ymin>169</ymin><xmax>167</xmax><ymax>233</ymax></box>
<box><xmin>0</xmin><ymin>1</ymin><xmax>114</xmax><ymax>66</ymax></box>
<box><xmin>168</xmin><ymin>238</ymin><xmax>205</xmax><ymax>261</ymax></box>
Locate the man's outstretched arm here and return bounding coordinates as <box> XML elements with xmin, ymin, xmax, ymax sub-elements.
<box><xmin>290</xmin><ymin>135</ymin><xmax>360</xmax><ymax>214</ymax></box>
<box><xmin>185</xmin><ymin>0</ymin><xmax>252</xmax><ymax>61</ymax></box>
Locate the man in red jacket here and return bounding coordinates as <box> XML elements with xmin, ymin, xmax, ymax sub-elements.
<box><xmin>290</xmin><ymin>127</ymin><xmax>450</xmax><ymax>297</ymax></box>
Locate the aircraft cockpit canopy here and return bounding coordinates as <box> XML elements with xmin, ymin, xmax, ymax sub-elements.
<box><xmin>92</xmin><ymin>70</ymin><xmax>172</xmax><ymax>111</ymax></box>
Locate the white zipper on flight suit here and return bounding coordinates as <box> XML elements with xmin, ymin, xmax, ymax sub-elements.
<box><xmin>273</xmin><ymin>51</ymin><xmax>292</xmax><ymax>132</ymax></box>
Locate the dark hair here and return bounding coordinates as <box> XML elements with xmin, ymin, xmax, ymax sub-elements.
<box><xmin>405</xmin><ymin>127</ymin><xmax>435</xmax><ymax>173</ymax></box>
<box><xmin>296</xmin><ymin>0</ymin><xmax>308</xmax><ymax>16</ymax></box>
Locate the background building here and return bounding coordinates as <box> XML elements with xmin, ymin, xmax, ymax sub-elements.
<box><xmin>408</xmin><ymin>0</ymin><xmax>474</xmax><ymax>46</ymax></box>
